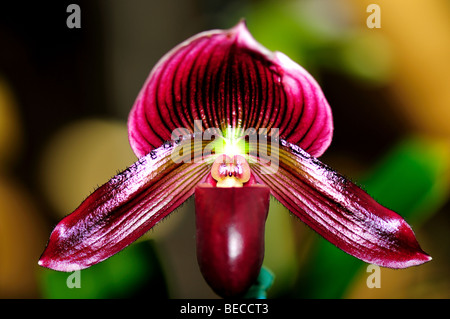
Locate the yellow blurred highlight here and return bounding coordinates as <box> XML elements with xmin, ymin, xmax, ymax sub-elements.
<box><xmin>0</xmin><ymin>76</ymin><xmax>22</xmax><ymax>167</ymax></box>
<box><xmin>346</xmin><ymin>242</ymin><xmax>450</xmax><ymax>298</ymax></box>
<box><xmin>38</xmin><ymin>119</ymin><xmax>136</xmax><ymax>215</ymax></box>
<box><xmin>347</xmin><ymin>266</ymin><xmax>449</xmax><ymax>298</ymax></box>
<box><xmin>0</xmin><ymin>177</ymin><xmax>47</xmax><ymax>298</ymax></box>
<box><xmin>339</xmin><ymin>30</ymin><xmax>393</xmax><ymax>84</ymax></box>
<box><xmin>0</xmin><ymin>76</ymin><xmax>46</xmax><ymax>298</ymax></box>
<box><xmin>349</xmin><ymin>0</ymin><xmax>450</xmax><ymax>137</ymax></box>
<box><xmin>38</xmin><ymin>118</ymin><xmax>186</xmax><ymax>239</ymax></box>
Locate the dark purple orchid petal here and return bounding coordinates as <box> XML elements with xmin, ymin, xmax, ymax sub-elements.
<box><xmin>195</xmin><ymin>184</ymin><xmax>270</xmax><ymax>298</ymax></box>
<box><xmin>128</xmin><ymin>21</ymin><xmax>333</xmax><ymax>158</ymax></box>
<box><xmin>251</xmin><ymin>140</ymin><xmax>431</xmax><ymax>269</ymax></box>
<box><xmin>39</xmin><ymin>138</ymin><xmax>212</xmax><ymax>271</ymax></box>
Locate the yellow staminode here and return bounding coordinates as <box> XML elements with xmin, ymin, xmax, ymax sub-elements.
<box><xmin>211</xmin><ymin>154</ymin><xmax>250</xmax><ymax>188</ymax></box>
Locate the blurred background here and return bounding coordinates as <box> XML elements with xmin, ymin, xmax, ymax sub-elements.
<box><xmin>0</xmin><ymin>0</ymin><xmax>449</xmax><ymax>298</ymax></box>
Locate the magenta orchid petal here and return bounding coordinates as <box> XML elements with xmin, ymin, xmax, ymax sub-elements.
<box><xmin>272</xmin><ymin>52</ymin><xmax>333</xmax><ymax>157</ymax></box>
<box><xmin>251</xmin><ymin>140</ymin><xmax>431</xmax><ymax>269</ymax></box>
<box><xmin>39</xmin><ymin>139</ymin><xmax>211</xmax><ymax>271</ymax></box>
<box><xmin>128</xmin><ymin>21</ymin><xmax>333</xmax><ymax>158</ymax></box>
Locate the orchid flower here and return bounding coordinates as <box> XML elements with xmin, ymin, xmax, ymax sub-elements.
<box><xmin>39</xmin><ymin>21</ymin><xmax>431</xmax><ymax>298</ymax></box>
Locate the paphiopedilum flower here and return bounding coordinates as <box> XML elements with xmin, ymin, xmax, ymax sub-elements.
<box><xmin>39</xmin><ymin>21</ymin><xmax>431</xmax><ymax>298</ymax></box>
